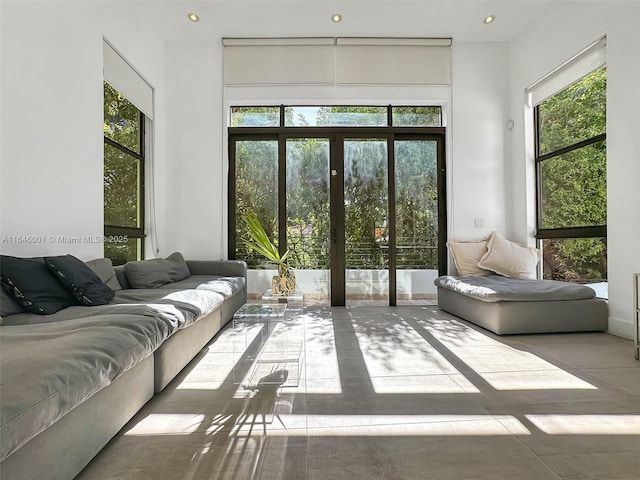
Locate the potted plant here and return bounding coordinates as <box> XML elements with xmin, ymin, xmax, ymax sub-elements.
<box><xmin>242</xmin><ymin>209</ymin><xmax>296</xmax><ymax>296</ymax></box>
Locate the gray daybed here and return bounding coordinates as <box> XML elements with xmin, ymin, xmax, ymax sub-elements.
<box><xmin>0</xmin><ymin>257</ymin><xmax>247</xmax><ymax>480</ymax></box>
<box><xmin>435</xmin><ymin>275</ymin><xmax>608</xmax><ymax>335</ymax></box>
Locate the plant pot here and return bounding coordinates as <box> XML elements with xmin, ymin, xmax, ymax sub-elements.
<box><xmin>272</xmin><ymin>268</ymin><xmax>296</xmax><ymax>296</ymax></box>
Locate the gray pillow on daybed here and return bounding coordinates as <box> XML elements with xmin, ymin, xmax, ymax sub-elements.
<box><xmin>123</xmin><ymin>252</ymin><xmax>191</xmax><ymax>289</ymax></box>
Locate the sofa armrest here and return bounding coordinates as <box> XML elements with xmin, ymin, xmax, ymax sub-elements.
<box><xmin>186</xmin><ymin>260</ymin><xmax>247</xmax><ymax>278</ymax></box>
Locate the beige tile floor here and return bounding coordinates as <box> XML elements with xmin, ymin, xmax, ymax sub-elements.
<box><xmin>77</xmin><ymin>306</ymin><xmax>640</xmax><ymax>480</ymax></box>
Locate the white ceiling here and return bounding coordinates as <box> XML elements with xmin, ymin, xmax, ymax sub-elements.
<box><xmin>126</xmin><ymin>0</ymin><xmax>557</xmax><ymax>43</ymax></box>
<box><xmin>7</xmin><ymin>0</ymin><xmax>637</xmax><ymax>42</ymax></box>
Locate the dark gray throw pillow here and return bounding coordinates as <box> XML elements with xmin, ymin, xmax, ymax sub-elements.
<box><xmin>0</xmin><ymin>255</ymin><xmax>79</xmax><ymax>314</ymax></box>
<box><xmin>45</xmin><ymin>255</ymin><xmax>115</xmax><ymax>306</ymax></box>
<box><xmin>1</xmin><ymin>287</ymin><xmax>27</xmax><ymax>316</ymax></box>
<box><xmin>123</xmin><ymin>252</ymin><xmax>191</xmax><ymax>289</ymax></box>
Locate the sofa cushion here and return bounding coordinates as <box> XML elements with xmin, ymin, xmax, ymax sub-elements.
<box><xmin>477</xmin><ymin>231</ymin><xmax>541</xmax><ymax>280</ymax></box>
<box><xmin>447</xmin><ymin>238</ymin><xmax>492</xmax><ymax>277</ymax></box>
<box><xmin>157</xmin><ymin>274</ymin><xmax>246</xmax><ymax>299</ymax></box>
<box><xmin>124</xmin><ymin>252</ymin><xmax>191</xmax><ymax>289</ymax></box>
<box><xmin>45</xmin><ymin>255</ymin><xmax>115</xmax><ymax>306</ymax></box>
<box><xmin>435</xmin><ymin>275</ymin><xmax>596</xmax><ymax>302</ymax></box>
<box><xmin>85</xmin><ymin>258</ymin><xmax>122</xmax><ymax>291</ymax></box>
<box><xmin>0</xmin><ymin>256</ymin><xmax>79</xmax><ymax>315</ymax></box>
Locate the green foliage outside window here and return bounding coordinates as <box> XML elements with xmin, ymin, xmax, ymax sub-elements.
<box><xmin>232</xmin><ymin>106</ymin><xmax>442</xmax><ymax>271</ymax></box>
<box><xmin>235</xmin><ymin>140</ymin><xmax>279</xmax><ymax>268</ymax></box>
<box><xmin>104</xmin><ymin>82</ymin><xmax>141</xmax><ymax>153</ymax></box>
<box><xmin>537</xmin><ymin>66</ymin><xmax>607</xmax><ymax>282</ymax></box>
<box><xmin>286</xmin><ymin>138</ymin><xmax>331</xmax><ymax>269</ymax></box>
<box><xmin>103</xmin><ymin>81</ymin><xmax>143</xmax><ymax>265</ymax></box>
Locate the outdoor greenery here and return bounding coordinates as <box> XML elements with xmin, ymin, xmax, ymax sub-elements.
<box><xmin>233</xmin><ymin>106</ymin><xmax>441</xmax><ymax>271</ymax></box>
<box><xmin>395</xmin><ymin>140</ymin><xmax>439</xmax><ymax>268</ymax></box>
<box><xmin>103</xmin><ymin>81</ymin><xmax>142</xmax><ymax>265</ymax></box>
<box><xmin>235</xmin><ymin>140</ymin><xmax>279</xmax><ymax>268</ymax></box>
<box><xmin>286</xmin><ymin>138</ymin><xmax>331</xmax><ymax>269</ymax></box>
<box><xmin>343</xmin><ymin>139</ymin><xmax>388</xmax><ymax>269</ymax></box>
<box><xmin>242</xmin><ymin>209</ymin><xmax>290</xmax><ymax>273</ymax></box>
<box><xmin>538</xmin><ymin>66</ymin><xmax>607</xmax><ymax>281</ymax></box>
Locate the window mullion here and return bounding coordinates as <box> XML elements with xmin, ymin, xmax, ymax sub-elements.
<box><xmin>536</xmin><ymin>133</ymin><xmax>606</xmax><ymax>163</ymax></box>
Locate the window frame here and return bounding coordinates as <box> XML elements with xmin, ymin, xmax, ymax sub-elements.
<box><xmin>533</xmin><ymin>70</ymin><xmax>607</xmax><ymax>281</ymax></box>
<box><xmin>103</xmin><ymin>90</ymin><xmax>146</xmax><ymax>263</ymax></box>
<box><xmin>228</xmin><ymin>104</ymin><xmax>447</xmax><ymax>306</ymax></box>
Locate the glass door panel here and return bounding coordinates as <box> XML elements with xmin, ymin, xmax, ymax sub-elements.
<box><xmin>395</xmin><ymin>140</ymin><xmax>439</xmax><ymax>305</ymax></box>
<box><xmin>286</xmin><ymin>139</ymin><xmax>331</xmax><ymax>304</ymax></box>
<box><xmin>343</xmin><ymin>139</ymin><xmax>389</xmax><ymax>305</ymax></box>
<box><xmin>234</xmin><ymin>140</ymin><xmax>279</xmax><ymax>269</ymax></box>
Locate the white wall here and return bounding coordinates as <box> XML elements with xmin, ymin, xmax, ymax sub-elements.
<box><xmin>509</xmin><ymin>3</ymin><xmax>640</xmax><ymax>338</ymax></box>
<box><xmin>0</xmin><ymin>1</ymin><xmax>166</xmax><ymax>261</ymax></box>
<box><xmin>451</xmin><ymin>42</ymin><xmax>509</xmax><ymax>241</ymax></box>
<box><xmin>1</xmin><ymin>2</ymin><xmax>104</xmax><ymax>259</ymax></box>
<box><xmin>162</xmin><ymin>41</ymin><xmax>224</xmax><ymax>259</ymax></box>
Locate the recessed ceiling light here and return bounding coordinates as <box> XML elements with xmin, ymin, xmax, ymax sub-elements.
<box><xmin>331</xmin><ymin>13</ymin><xmax>342</xmax><ymax>23</ymax></box>
<box><xmin>483</xmin><ymin>15</ymin><xmax>496</xmax><ymax>24</ymax></box>
<box><xmin>187</xmin><ymin>12</ymin><xmax>200</xmax><ymax>23</ymax></box>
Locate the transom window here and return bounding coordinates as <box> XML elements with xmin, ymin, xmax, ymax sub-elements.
<box><xmin>231</xmin><ymin>105</ymin><xmax>442</xmax><ymax>128</ymax></box>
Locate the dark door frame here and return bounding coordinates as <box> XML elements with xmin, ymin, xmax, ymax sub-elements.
<box><xmin>229</xmin><ymin>127</ymin><xmax>447</xmax><ymax>306</ymax></box>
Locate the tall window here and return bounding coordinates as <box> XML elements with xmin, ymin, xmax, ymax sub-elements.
<box><xmin>535</xmin><ymin>66</ymin><xmax>607</xmax><ymax>283</ymax></box>
<box><xmin>103</xmin><ymin>81</ymin><xmax>145</xmax><ymax>265</ymax></box>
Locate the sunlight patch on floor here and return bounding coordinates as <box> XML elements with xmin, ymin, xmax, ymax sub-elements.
<box><xmin>371</xmin><ymin>374</ymin><xmax>480</xmax><ymax>394</ymax></box>
<box><xmin>415</xmin><ymin>317</ymin><xmax>506</xmax><ymax>348</ymax></box>
<box><xmin>478</xmin><ymin>369</ymin><xmax>598</xmax><ymax>391</ymax></box>
<box><xmin>526</xmin><ymin>414</ymin><xmax>640</xmax><ymax>434</ymax></box>
<box><xmin>350</xmin><ymin>317</ymin><xmax>462</xmax><ymax>378</ymax></box>
<box><xmin>302</xmin><ymin>315</ymin><xmax>343</xmax><ymax>394</ymax></box>
<box><xmin>234</xmin><ymin>414</ymin><xmax>528</xmax><ymax>437</ymax></box>
<box><xmin>124</xmin><ymin>414</ymin><xmax>205</xmax><ymax>435</ymax></box>
<box><xmin>414</xmin><ymin>317</ymin><xmax>597</xmax><ymax>391</ymax></box>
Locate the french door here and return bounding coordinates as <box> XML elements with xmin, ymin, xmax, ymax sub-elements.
<box><xmin>230</xmin><ymin>130</ymin><xmax>445</xmax><ymax>306</ymax></box>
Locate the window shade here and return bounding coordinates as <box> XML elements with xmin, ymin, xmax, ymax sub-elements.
<box><xmin>103</xmin><ymin>39</ymin><xmax>154</xmax><ymax>119</ymax></box>
<box><xmin>223</xmin><ymin>38</ymin><xmax>335</xmax><ymax>85</ymax></box>
<box><xmin>527</xmin><ymin>36</ymin><xmax>606</xmax><ymax>107</ymax></box>
<box><xmin>222</xmin><ymin>37</ymin><xmax>452</xmax><ymax>86</ymax></box>
<box><xmin>336</xmin><ymin>38</ymin><xmax>451</xmax><ymax>85</ymax></box>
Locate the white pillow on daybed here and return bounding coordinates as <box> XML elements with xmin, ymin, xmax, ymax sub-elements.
<box><xmin>447</xmin><ymin>238</ymin><xmax>492</xmax><ymax>277</ymax></box>
<box><xmin>477</xmin><ymin>231</ymin><xmax>540</xmax><ymax>279</ymax></box>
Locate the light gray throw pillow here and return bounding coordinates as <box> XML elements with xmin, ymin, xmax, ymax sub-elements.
<box><xmin>123</xmin><ymin>252</ymin><xmax>191</xmax><ymax>289</ymax></box>
<box><xmin>85</xmin><ymin>258</ymin><xmax>122</xmax><ymax>291</ymax></box>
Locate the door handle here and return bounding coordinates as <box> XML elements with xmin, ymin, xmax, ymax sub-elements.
<box><xmin>331</xmin><ymin>228</ymin><xmax>337</xmax><ymax>244</ymax></box>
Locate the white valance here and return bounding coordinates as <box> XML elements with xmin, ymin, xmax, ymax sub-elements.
<box><xmin>223</xmin><ymin>37</ymin><xmax>452</xmax><ymax>86</ymax></box>
<box><xmin>103</xmin><ymin>39</ymin><xmax>154</xmax><ymax>119</ymax></box>
<box><xmin>527</xmin><ymin>36</ymin><xmax>606</xmax><ymax>107</ymax></box>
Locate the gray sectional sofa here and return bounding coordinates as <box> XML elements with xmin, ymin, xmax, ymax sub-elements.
<box><xmin>0</xmin><ymin>256</ymin><xmax>247</xmax><ymax>480</ymax></box>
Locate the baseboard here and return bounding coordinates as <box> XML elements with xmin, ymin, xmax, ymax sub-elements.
<box><xmin>607</xmin><ymin>316</ymin><xmax>634</xmax><ymax>339</ymax></box>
